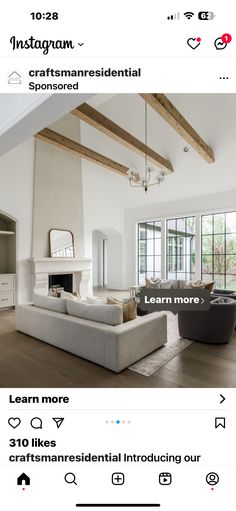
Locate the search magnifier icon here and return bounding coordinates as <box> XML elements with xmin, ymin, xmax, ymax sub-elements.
<box><xmin>64</xmin><ymin>472</ymin><xmax>77</xmax><ymax>485</ymax></box>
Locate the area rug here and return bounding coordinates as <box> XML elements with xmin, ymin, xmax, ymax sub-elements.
<box><xmin>129</xmin><ymin>313</ymin><xmax>192</xmax><ymax>377</ymax></box>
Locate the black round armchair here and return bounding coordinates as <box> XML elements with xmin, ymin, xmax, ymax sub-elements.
<box><xmin>178</xmin><ymin>297</ymin><xmax>236</xmax><ymax>344</ymax></box>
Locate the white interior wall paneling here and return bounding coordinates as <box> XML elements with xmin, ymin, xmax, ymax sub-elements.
<box><xmin>0</xmin><ymin>138</ymin><xmax>35</xmax><ymax>303</ymax></box>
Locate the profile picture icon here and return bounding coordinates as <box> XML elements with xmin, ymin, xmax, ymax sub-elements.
<box><xmin>206</xmin><ymin>472</ymin><xmax>219</xmax><ymax>486</ymax></box>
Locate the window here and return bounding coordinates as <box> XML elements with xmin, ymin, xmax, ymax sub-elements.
<box><xmin>168</xmin><ymin>237</ymin><xmax>184</xmax><ymax>272</ymax></box>
<box><xmin>166</xmin><ymin>217</ymin><xmax>195</xmax><ymax>281</ymax></box>
<box><xmin>201</xmin><ymin>212</ymin><xmax>236</xmax><ymax>290</ymax></box>
<box><xmin>137</xmin><ymin>221</ymin><xmax>161</xmax><ymax>285</ymax></box>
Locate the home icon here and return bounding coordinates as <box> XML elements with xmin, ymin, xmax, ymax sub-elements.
<box><xmin>8</xmin><ymin>71</ymin><xmax>21</xmax><ymax>85</ymax></box>
<box><xmin>17</xmin><ymin>473</ymin><xmax>30</xmax><ymax>486</ymax></box>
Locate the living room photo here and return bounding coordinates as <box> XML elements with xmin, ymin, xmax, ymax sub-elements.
<box><xmin>0</xmin><ymin>92</ymin><xmax>236</xmax><ymax>388</ymax></box>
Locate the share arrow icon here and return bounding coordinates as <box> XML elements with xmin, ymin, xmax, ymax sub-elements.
<box><xmin>52</xmin><ymin>418</ymin><xmax>64</xmax><ymax>429</ymax></box>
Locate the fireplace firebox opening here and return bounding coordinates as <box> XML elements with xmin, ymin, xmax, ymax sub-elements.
<box><xmin>48</xmin><ymin>274</ymin><xmax>73</xmax><ymax>293</ymax></box>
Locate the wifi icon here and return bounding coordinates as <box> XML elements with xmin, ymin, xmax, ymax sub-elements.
<box><xmin>184</xmin><ymin>11</ymin><xmax>194</xmax><ymax>19</ymax></box>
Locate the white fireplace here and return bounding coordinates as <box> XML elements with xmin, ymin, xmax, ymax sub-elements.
<box><xmin>29</xmin><ymin>257</ymin><xmax>92</xmax><ymax>297</ymax></box>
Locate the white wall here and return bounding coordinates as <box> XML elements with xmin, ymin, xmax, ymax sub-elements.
<box><xmin>0</xmin><ymin>138</ymin><xmax>35</xmax><ymax>303</ymax></box>
<box><xmin>81</xmin><ymin>147</ymin><xmax>126</xmax><ymax>289</ymax></box>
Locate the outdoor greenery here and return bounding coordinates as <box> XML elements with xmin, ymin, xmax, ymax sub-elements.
<box><xmin>201</xmin><ymin>213</ymin><xmax>236</xmax><ymax>290</ymax></box>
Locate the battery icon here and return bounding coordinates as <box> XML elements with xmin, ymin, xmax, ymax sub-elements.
<box><xmin>198</xmin><ymin>11</ymin><xmax>215</xmax><ymax>20</ymax></box>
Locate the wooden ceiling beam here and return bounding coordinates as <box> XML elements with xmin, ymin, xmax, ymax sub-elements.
<box><xmin>35</xmin><ymin>128</ymin><xmax>129</xmax><ymax>176</ymax></box>
<box><xmin>140</xmin><ymin>94</ymin><xmax>215</xmax><ymax>163</ymax></box>
<box><xmin>72</xmin><ymin>103</ymin><xmax>173</xmax><ymax>174</ymax></box>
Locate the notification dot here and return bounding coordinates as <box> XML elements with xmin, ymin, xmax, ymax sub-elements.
<box><xmin>196</xmin><ymin>38</ymin><xmax>201</xmax><ymax>43</ymax></box>
<box><xmin>222</xmin><ymin>33</ymin><xmax>232</xmax><ymax>43</ymax></box>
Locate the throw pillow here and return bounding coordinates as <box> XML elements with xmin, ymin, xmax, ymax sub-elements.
<box><xmin>190</xmin><ymin>280</ymin><xmax>215</xmax><ymax>292</ymax></box>
<box><xmin>145</xmin><ymin>277</ymin><xmax>161</xmax><ymax>289</ymax></box>
<box><xmin>204</xmin><ymin>281</ymin><xmax>215</xmax><ymax>293</ymax></box>
<box><xmin>60</xmin><ymin>290</ymin><xmax>80</xmax><ymax>301</ymax></box>
<box><xmin>190</xmin><ymin>280</ymin><xmax>206</xmax><ymax>289</ymax></box>
<box><xmin>48</xmin><ymin>288</ymin><xmax>60</xmax><ymax>298</ymax></box>
<box><xmin>107</xmin><ymin>297</ymin><xmax>137</xmax><ymax>323</ymax></box>
<box><xmin>160</xmin><ymin>280</ymin><xmax>172</xmax><ymax>289</ymax></box>
<box><xmin>183</xmin><ymin>281</ymin><xmax>192</xmax><ymax>289</ymax></box>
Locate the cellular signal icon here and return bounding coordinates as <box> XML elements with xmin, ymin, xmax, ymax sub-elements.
<box><xmin>184</xmin><ymin>11</ymin><xmax>194</xmax><ymax>19</ymax></box>
<box><xmin>167</xmin><ymin>12</ymin><xmax>180</xmax><ymax>21</ymax></box>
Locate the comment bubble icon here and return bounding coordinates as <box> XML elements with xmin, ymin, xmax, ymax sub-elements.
<box><xmin>30</xmin><ymin>417</ymin><xmax>43</xmax><ymax>429</ymax></box>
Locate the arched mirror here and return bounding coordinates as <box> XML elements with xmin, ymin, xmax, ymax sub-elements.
<box><xmin>49</xmin><ymin>229</ymin><xmax>74</xmax><ymax>258</ymax></box>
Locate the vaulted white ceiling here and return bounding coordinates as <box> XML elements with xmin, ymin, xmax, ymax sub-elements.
<box><xmin>0</xmin><ymin>94</ymin><xmax>50</xmax><ymax>136</ymax></box>
<box><xmin>0</xmin><ymin>93</ymin><xmax>93</xmax><ymax>157</ymax></box>
<box><xmin>80</xmin><ymin>93</ymin><xmax>236</xmax><ymax>208</ymax></box>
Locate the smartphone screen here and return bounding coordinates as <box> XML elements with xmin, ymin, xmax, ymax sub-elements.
<box><xmin>0</xmin><ymin>2</ymin><xmax>235</xmax><ymax>510</ymax></box>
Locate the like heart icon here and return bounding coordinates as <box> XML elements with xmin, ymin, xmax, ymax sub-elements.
<box><xmin>8</xmin><ymin>417</ymin><xmax>21</xmax><ymax>429</ymax></box>
<box><xmin>187</xmin><ymin>37</ymin><xmax>201</xmax><ymax>50</ymax></box>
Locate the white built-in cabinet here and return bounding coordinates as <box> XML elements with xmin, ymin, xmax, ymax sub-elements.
<box><xmin>0</xmin><ymin>274</ymin><xmax>15</xmax><ymax>308</ymax></box>
<box><xmin>0</xmin><ymin>213</ymin><xmax>16</xmax><ymax>309</ymax></box>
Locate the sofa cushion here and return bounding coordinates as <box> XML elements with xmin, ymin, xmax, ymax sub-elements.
<box><xmin>33</xmin><ymin>293</ymin><xmax>67</xmax><ymax>314</ymax></box>
<box><xmin>66</xmin><ymin>300</ymin><xmax>123</xmax><ymax>326</ymax></box>
<box><xmin>86</xmin><ymin>296</ymin><xmax>107</xmax><ymax>305</ymax></box>
<box><xmin>107</xmin><ymin>297</ymin><xmax>137</xmax><ymax>322</ymax></box>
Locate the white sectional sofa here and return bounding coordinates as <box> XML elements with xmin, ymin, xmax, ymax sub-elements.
<box><xmin>16</xmin><ymin>294</ymin><xmax>167</xmax><ymax>373</ymax></box>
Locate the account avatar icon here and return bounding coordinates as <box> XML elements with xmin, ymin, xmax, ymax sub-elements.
<box><xmin>206</xmin><ymin>472</ymin><xmax>219</xmax><ymax>486</ymax></box>
<box><xmin>8</xmin><ymin>71</ymin><xmax>22</xmax><ymax>85</ymax></box>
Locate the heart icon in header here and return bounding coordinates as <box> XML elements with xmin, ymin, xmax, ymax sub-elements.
<box><xmin>187</xmin><ymin>37</ymin><xmax>202</xmax><ymax>50</ymax></box>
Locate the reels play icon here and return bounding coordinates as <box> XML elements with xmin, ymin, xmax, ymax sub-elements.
<box><xmin>159</xmin><ymin>472</ymin><xmax>172</xmax><ymax>485</ymax></box>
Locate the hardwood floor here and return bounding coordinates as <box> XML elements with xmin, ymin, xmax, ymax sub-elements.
<box><xmin>0</xmin><ymin>303</ymin><xmax>236</xmax><ymax>388</ymax></box>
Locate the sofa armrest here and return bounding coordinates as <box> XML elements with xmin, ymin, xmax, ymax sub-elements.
<box><xmin>105</xmin><ymin>312</ymin><xmax>167</xmax><ymax>372</ymax></box>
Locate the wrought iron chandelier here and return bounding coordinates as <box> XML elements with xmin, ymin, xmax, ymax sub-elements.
<box><xmin>128</xmin><ymin>101</ymin><xmax>165</xmax><ymax>192</ymax></box>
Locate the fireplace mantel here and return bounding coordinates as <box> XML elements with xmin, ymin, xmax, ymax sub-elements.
<box><xmin>29</xmin><ymin>257</ymin><xmax>92</xmax><ymax>297</ymax></box>
<box><xmin>29</xmin><ymin>257</ymin><xmax>92</xmax><ymax>275</ymax></box>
